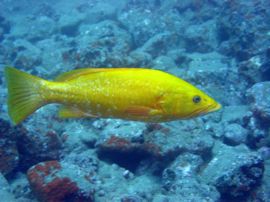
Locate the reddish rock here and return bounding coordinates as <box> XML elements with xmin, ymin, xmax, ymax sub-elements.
<box><xmin>98</xmin><ymin>135</ymin><xmax>162</xmax><ymax>158</ymax></box>
<box><xmin>27</xmin><ymin>160</ymin><xmax>94</xmax><ymax>202</ymax></box>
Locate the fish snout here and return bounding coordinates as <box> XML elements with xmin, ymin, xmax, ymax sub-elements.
<box><xmin>208</xmin><ymin>102</ymin><xmax>222</xmax><ymax>113</ymax></box>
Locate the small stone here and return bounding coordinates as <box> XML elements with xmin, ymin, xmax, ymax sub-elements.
<box><xmin>97</xmin><ymin>190</ymin><xmax>106</xmax><ymax>197</ymax></box>
<box><xmin>123</xmin><ymin>170</ymin><xmax>133</xmax><ymax>179</ymax></box>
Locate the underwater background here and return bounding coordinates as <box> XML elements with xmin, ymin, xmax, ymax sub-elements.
<box><xmin>0</xmin><ymin>0</ymin><xmax>270</xmax><ymax>201</ymax></box>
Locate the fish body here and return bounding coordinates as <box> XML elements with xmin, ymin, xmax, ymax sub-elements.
<box><xmin>5</xmin><ymin>67</ymin><xmax>221</xmax><ymax>125</ymax></box>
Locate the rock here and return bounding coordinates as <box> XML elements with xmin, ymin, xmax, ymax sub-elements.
<box><xmin>71</xmin><ymin>20</ymin><xmax>132</xmax><ymax>67</ymax></box>
<box><xmin>96</xmin><ymin>119</ymin><xmax>214</xmax><ymax>172</ymax></box>
<box><xmin>186</xmin><ymin>51</ymin><xmax>245</xmax><ymax>105</ymax></box>
<box><xmin>27</xmin><ymin>160</ymin><xmax>94</xmax><ymax>202</ymax></box>
<box><xmin>0</xmin><ymin>173</ymin><xmax>16</xmax><ymax>201</ymax></box>
<box><xmin>0</xmin><ymin>15</ymin><xmax>10</xmax><ymax>41</ymax></box>
<box><xmin>184</xmin><ymin>20</ymin><xmax>217</xmax><ymax>53</ymax></box>
<box><xmin>217</xmin><ymin>1</ymin><xmax>270</xmax><ymax>61</ymax></box>
<box><xmin>97</xmin><ymin>161</ymin><xmax>159</xmax><ymax>201</ymax></box>
<box><xmin>247</xmin><ymin>82</ymin><xmax>270</xmax><ymax>123</ymax></box>
<box><xmin>0</xmin><ymin>119</ymin><xmax>19</xmax><ymax>175</ymax></box>
<box><xmin>221</xmin><ymin>105</ymin><xmax>250</xmax><ymax>124</ymax></box>
<box><xmin>9</xmin><ymin>172</ymin><xmax>34</xmax><ymax>200</ymax></box>
<box><xmin>201</xmin><ymin>141</ymin><xmax>264</xmax><ymax>200</ymax></box>
<box><xmin>246</xmin><ymin>116</ymin><xmax>269</xmax><ymax>149</ymax></box>
<box><xmin>187</xmin><ymin>52</ymin><xmax>228</xmax><ymax>85</ymax></box>
<box><xmin>238</xmin><ymin>56</ymin><xmax>263</xmax><ymax>84</ymax></box>
<box><xmin>162</xmin><ymin>153</ymin><xmax>204</xmax><ymax>189</ymax></box>
<box><xmin>120</xmin><ymin>195</ymin><xmax>143</xmax><ymax>202</ymax></box>
<box><xmin>166</xmin><ymin>49</ymin><xmax>192</xmax><ymax>67</ymax></box>
<box><xmin>29</xmin><ymin>16</ymin><xmax>56</xmax><ymax>41</ymax></box>
<box><xmin>151</xmin><ymin>56</ymin><xmax>177</xmax><ymax>71</ymax></box>
<box><xmin>12</xmin><ymin>39</ymin><xmax>42</xmax><ymax>70</ymax></box>
<box><xmin>58</xmin><ymin>10</ymin><xmax>85</xmax><ymax>37</ymax></box>
<box><xmin>118</xmin><ymin>6</ymin><xmax>185</xmax><ymax>48</ymax></box>
<box><xmin>161</xmin><ymin>153</ymin><xmax>220</xmax><ymax>201</ymax></box>
<box><xmin>127</xmin><ymin>51</ymin><xmax>152</xmax><ymax>67</ymax></box>
<box><xmin>258</xmin><ymin>147</ymin><xmax>270</xmax><ymax>161</ymax></box>
<box><xmin>223</xmin><ymin>123</ymin><xmax>248</xmax><ymax>146</ymax></box>
<box><xmin>139</xmin><ymin>32</ymin><xmax>178</xmax><ymax>58</ymax></box>
<box><xmin>250</xmin><ymin>159</ymin><xmax>270</xmax><ymax>202</ymax></box>
<box><xmin>17</xmin><ymin>127</ymin><xmax>62</xmax><ymax>171</ymax></box>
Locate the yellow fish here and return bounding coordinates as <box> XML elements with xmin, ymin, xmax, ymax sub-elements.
<box><xmin>5</xmin><ymin>67</ymin><xmax>221</xmax><ymax>125</ymax></box>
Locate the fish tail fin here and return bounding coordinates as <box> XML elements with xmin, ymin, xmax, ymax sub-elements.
<box><xmin>5</xmin><ymin>67</ymin><xmax>46</xmax><ymax>125</ymax></box>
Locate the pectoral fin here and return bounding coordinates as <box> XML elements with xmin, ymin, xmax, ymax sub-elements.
<box><xmin>125</xmin><ymin>106</ymin><xmax>162</xmax><ymax>117</ymax></box>
<box><xmin>58</xmin><ymin>106</ymin><xmax>97</xmax><ymax>118</ymax></box>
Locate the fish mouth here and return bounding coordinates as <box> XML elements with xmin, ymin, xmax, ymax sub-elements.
<box><xmin>187</xmin><ymin>102</ymin><xmax>221</xmax><ymax>118</ymax></box>
<box><xmin>200</xmin><ymin>102</ymin><xmax>222</xmax><ymax>115</ymax></box>
<box><xmin>185</xmin><ymin>102</ymin><xmax>222</xmax><ymax>119</ymax></box>
<box><xmin>208</xmin><ymin>102</ymin><xmax>222</xmax><ymax>113</ymax></box>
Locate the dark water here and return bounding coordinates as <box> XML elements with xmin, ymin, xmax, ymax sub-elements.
<box><xmin>0</xmin><ymin>0</ymin><xmax>270</xmax><ymax>201</ymax></box>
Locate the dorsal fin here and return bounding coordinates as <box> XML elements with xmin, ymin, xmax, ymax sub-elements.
<box><xmin>55</xmin><ymin>68</ymin><xmax>116</xmax><ymax>81</ymax></box>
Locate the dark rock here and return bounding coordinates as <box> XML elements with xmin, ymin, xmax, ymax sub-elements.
<box><xmin>0</xmin><ymin>15</ymin><xmax>10</xmax><ymax>41</ymax></box>
<box><xmin>247</xmin><ymin>82</ymin><xmax>270</xmax><ymax>123</ymax></box>
<box><xmin>201</xmin><ymin>141</ymin><xmax>264</xmax><ymax>201</ymax></box>
<box><xmin>216</xmin><ymin>1</ymin><xmax>270</xmax><ymax>61</ymax></box>
<box><xmin>0</xmin><ymin>119</ymin><xmax>19</xmax><ymax>176</ymax></box>
<box><xmin>17</xmin><ymin>128</ymin><xmax>62</xmax><ymax>171</ymax></box>
<box><xmin>27</xmin><ymin>160</ymin><xmax>94</xmax><ymax>202</ymax></box>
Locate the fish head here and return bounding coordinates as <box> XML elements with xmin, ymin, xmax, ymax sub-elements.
<box><xmin>168</xmin><ymin>83</ymin><xmax>221</xmax><ymax>119</ymax></box>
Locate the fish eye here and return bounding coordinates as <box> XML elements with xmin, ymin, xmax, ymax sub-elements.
<box><xmin>193</xmin><ymin>95</ymin><xmax>201</xmax><ymax>104</ymax></box>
